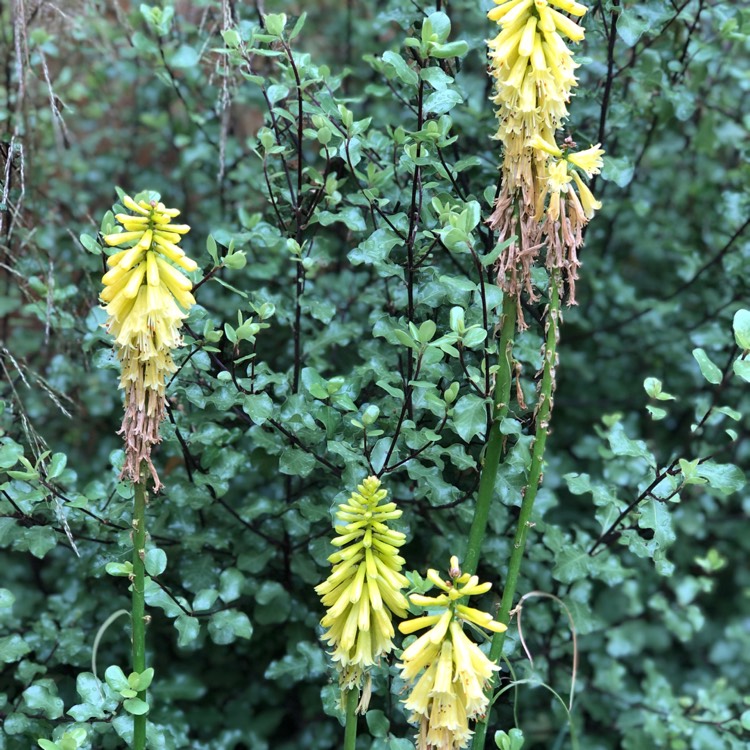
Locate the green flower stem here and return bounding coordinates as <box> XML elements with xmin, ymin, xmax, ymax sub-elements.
<box><xmin>471</xmin><ymin>278</ymin><xmax>561</xmax><ymax>750</ymax></box>
<box><xmin>343</xmin><ymin>688</ymin><xmax>358</xmax><ymax>750</ymax></box>
<box><xmin>463</xmin><ymin>293</ymin><xmax>517</xmax><ymax>576</ymax></box>
<box><xmin>132</xmin><ymin>479</ymin><xmax>148</xmax><ymax>750</ymax></box>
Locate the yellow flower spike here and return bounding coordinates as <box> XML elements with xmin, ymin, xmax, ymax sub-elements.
<box><xmin>398</xmin><ymin>557</ymin><xmax>503</xmax><ymax>750</ymax></box>
<box><xmin>315</xmin><ymin>476</ymin><xmax>408</xmax><ymax>704</ymax></box>
<box><xmin>100</xmin><ymin>193</ymin><xmax>197</xmax><ymax>491</ymax></box>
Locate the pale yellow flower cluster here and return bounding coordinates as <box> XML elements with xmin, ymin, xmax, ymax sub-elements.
<box><xmin>101</xmin><ymin>194</ymin><xmax>197</xmax><ymax>489</ymax></box>
<box><xmin>488</xmin><ymin>0</ymin><xmax>586</xmax><ymax>192</ymax></box>
<box><xmin>315</xmin><ymin>476</ymin><xmax>409</xmax><ymax>701</ymax></box>
<box><xmin>487</xmin><ymin>0</ymin><xmax>604</xmax><ymax>314</ymax></box>
<box><xmin>398</xmin><ymin>557</ymin><xmax>506</xmax><ymax>750</ymax></box>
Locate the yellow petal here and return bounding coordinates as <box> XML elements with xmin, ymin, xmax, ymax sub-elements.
<box><xmin>103</xmin><ymin>231</ymin><xmax>143</xmax><ymax>247</ymax></box>
<box><xmin>399</xmin><ymin>614</ymin><xmax>442</xmax><ymax>635</ymax></box>
<box><xmin>122</xmin><ymin>195</ymin><xmax>150</xmax><ymax>215</ymax></box>
<box><xmin>123</xmin><ymin>262</ymin><xmax>147</xmax><ymax>299</ymax></box>
<box><xmin>155</xmin><ymin>256</ymin><xmax>192</xmax><ymax>291</ymax></box>
<box><xmin>146</xmin><ymin>252</ymin><xmax>160</xmax><ymax>287</ymax></box>
<box><xmin>518</xmin><ymin>16</ymin><xmax>537</xmax><ymax>58</ymax></box>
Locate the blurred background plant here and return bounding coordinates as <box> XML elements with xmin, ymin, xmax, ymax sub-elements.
<box><xmin>0</xmin><ymin>1</ymin><xmax>749</xmax><ymax>749</ymax></box>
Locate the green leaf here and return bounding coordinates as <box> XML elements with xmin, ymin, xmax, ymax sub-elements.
<box><xmin>316</xmin><ymin>207</ymin><xmax>366</xmax><ymax>232</ymax></box>
<box><xmin>169</xmin><ymin>45</ymin><xmax>199</xmax><ymax>68</ymax></box>
<box><xmin>279</xmin><ymin>448</ymin><xmax>316</xmax><ymax>477</ymax></box>
<box><xmin>430</xmin><ymin>40</ymin><xmax>469</xmax><ymax>59</ymax></box>
<box><xmin>193</xmin><ymin>588</ymin><xmax>219</xmax><ymax>611</ymax></box>
<box><xmin>646</xmin><ymin>405</ymin><xmax>667</xmax><ymax>420</ymax></box>
<box><xmin>426</xmin><ymin>11</ymin><xmax>451</xmax><ymax>41</ymax></box>
<box><xmin>37</xmin><ymin>741</ymin><xmax>59</xmax><ymax>750</ymax></box>
<box><xmin>382</xmin><ymin>51</ymin><xmax>418</xmax><ymax>87</ymax></box>
<box><xmin>607</xmin><ymin>422</ymin><xmax>653</xmax><ymax>462</ymax></box>
<box><xmin>289</xmin><ymin>11</ymin><xmax>307</xmax><ymax>40</ymax></box>
<box><xmin>104</xmin><ymin>665</ymin><xmax>129</xmax><ymax>692</ymax></box>
<box><xmin>481</xmin><ymin>237</ymin><xmax>514</xmax><ymax>267</ymax></box>
<box><xmin>264</xmin><ymin>12</ymin><xmax>287</xmax><ymax>37</ymax></box>
<box><xmin>132</xmin><ymin>667</ymin><xmax>154</xmax><ymax>691</ymax></box>
<box><xmin>696</xmin><ymin>461</ymin><xmax>745</xmax><ymax>495</ymax></box>
<box><xmin>452</xmin><ymin>394</ymin><xmax>487</xmax><ymax>442</ymax></box>
<box><xmin>644</xmin><ymin>377</ymin><xmax>675</xmax><ymax>401</ymax></box>
<box><xmin>25</xmin><ymin>526</ymin><xmax>57</xmax><ymax>558</ymax></box>
<box><xmin>105</xmin><ymin>561</ymin><xmax>134</xmax><ymax>577</ymax></box>
<box><xmin>417</xmin><ymin>320</ymin><xmax>437</xmax><ymax>343</ymax></box>
<box><xmin>243</xmin><ymin>393</ymin><xmax>274</xmax><ymax>425</ymax></box>
<box><xmin>0</xmin><ymin>588</ymin><xmax>15</xmax><ymax>608</ymax></box>
<box><xmin>692</xmin><ymin>348</ymin><xmax>722</xmax><ymax>384</ymax></box>
<box><xmin>123</xmin><ymin>697</ymin><xmax>149</xmax><ymax>715</ymax></box>
<box><xmin>639</xmin><ymin>499</ymin><xmax>676</xmax><ymax>550</ymax></box>
<box><xmin>145</xmin><ymin>548</ymin><xmax>167</xmax><ymax>577</ymax></box>
<box><xmin>47</xmin><ymin>452</ymin><xmax>67</xmax><ymax>479</ymax></box>
<box><xmin>366</xmin><ymin>709</ymin><xmax>390</xmax><ymax>738</ymax></box>
<box><xmin>22</xmin><ymin>683</ymin><xmax>64</xmax><ymax>719</ymax></box>
<box><xmin>0</xmin><ymin>633</ymin><xmax>31</xmax><ymax>662</ymax></box>
<box><xmin>75</xmin><ymin>672</ymin><xmax>105</xmax><ymax>705</ymax></box>
<box><xmin>424</xmin><ymin>89</ymin><xmax>463</xmax><ymax>115</ymax></box>
<box><xmin>733</xmin><ymin>309</ymin><xmax>750</xmax><ymax>349</ymax></box>
<box><xmin>219</xmin><ymin>567</ymin><xmax>244</xmax><ymax>603</ymax></box>
<box><xmin>207</xmin><ymin>610</ymin><xmax>254</xmax><ymax>645</ymax></box>
<box><xmin>175</xmin><ymin>614</ymin><xmax>200</xmax><ymax>647</ymax></box>
<box><xmin>601</xmin><ymin>155</ymin><xmax>634</xmax><ymax>187</ymax></box>
<box><xmin>733</xmin><ymin>358</ymin><xmax>750</xmax><ymax>383</ymax></box>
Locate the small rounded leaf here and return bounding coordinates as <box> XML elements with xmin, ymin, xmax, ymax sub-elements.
<box><xmin>123</xmin><ymin>697</ymin><xmax>150</xmax><ymax>715</ymax></box>
<box><xmin>733</xmin><ymin>309</ymin><xmax>750</xmax><ymax>349</ymax></box>
<box><xmin>144</xmin><ymin>549</ymin><xmax>167</xmax><ymax>577</ymax></box>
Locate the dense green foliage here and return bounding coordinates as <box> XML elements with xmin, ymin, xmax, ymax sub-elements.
<box><xmin>1</xmin><ymin>1</ymin><xmax>749</xmax><ymax>749</ymax></box>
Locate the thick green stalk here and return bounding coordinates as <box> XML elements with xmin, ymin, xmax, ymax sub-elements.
<box><xmin>343</xmin><ymin>688</ymin><xmax>358</xmax><ymax>750</ymax></box>
<box><xmin>132</xmin><ymin>479</ymin><xmax>147</xmax><ymax>750</ymax></box>
<box><xmin>471</xmin><ymin>280</ymin><xmax>561</xmax><ymax>750</ymax></box>
<box><xmin>463</xmin><ymin>293</ymin><xmax>517</xmax><ymax>576</ymax></box>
